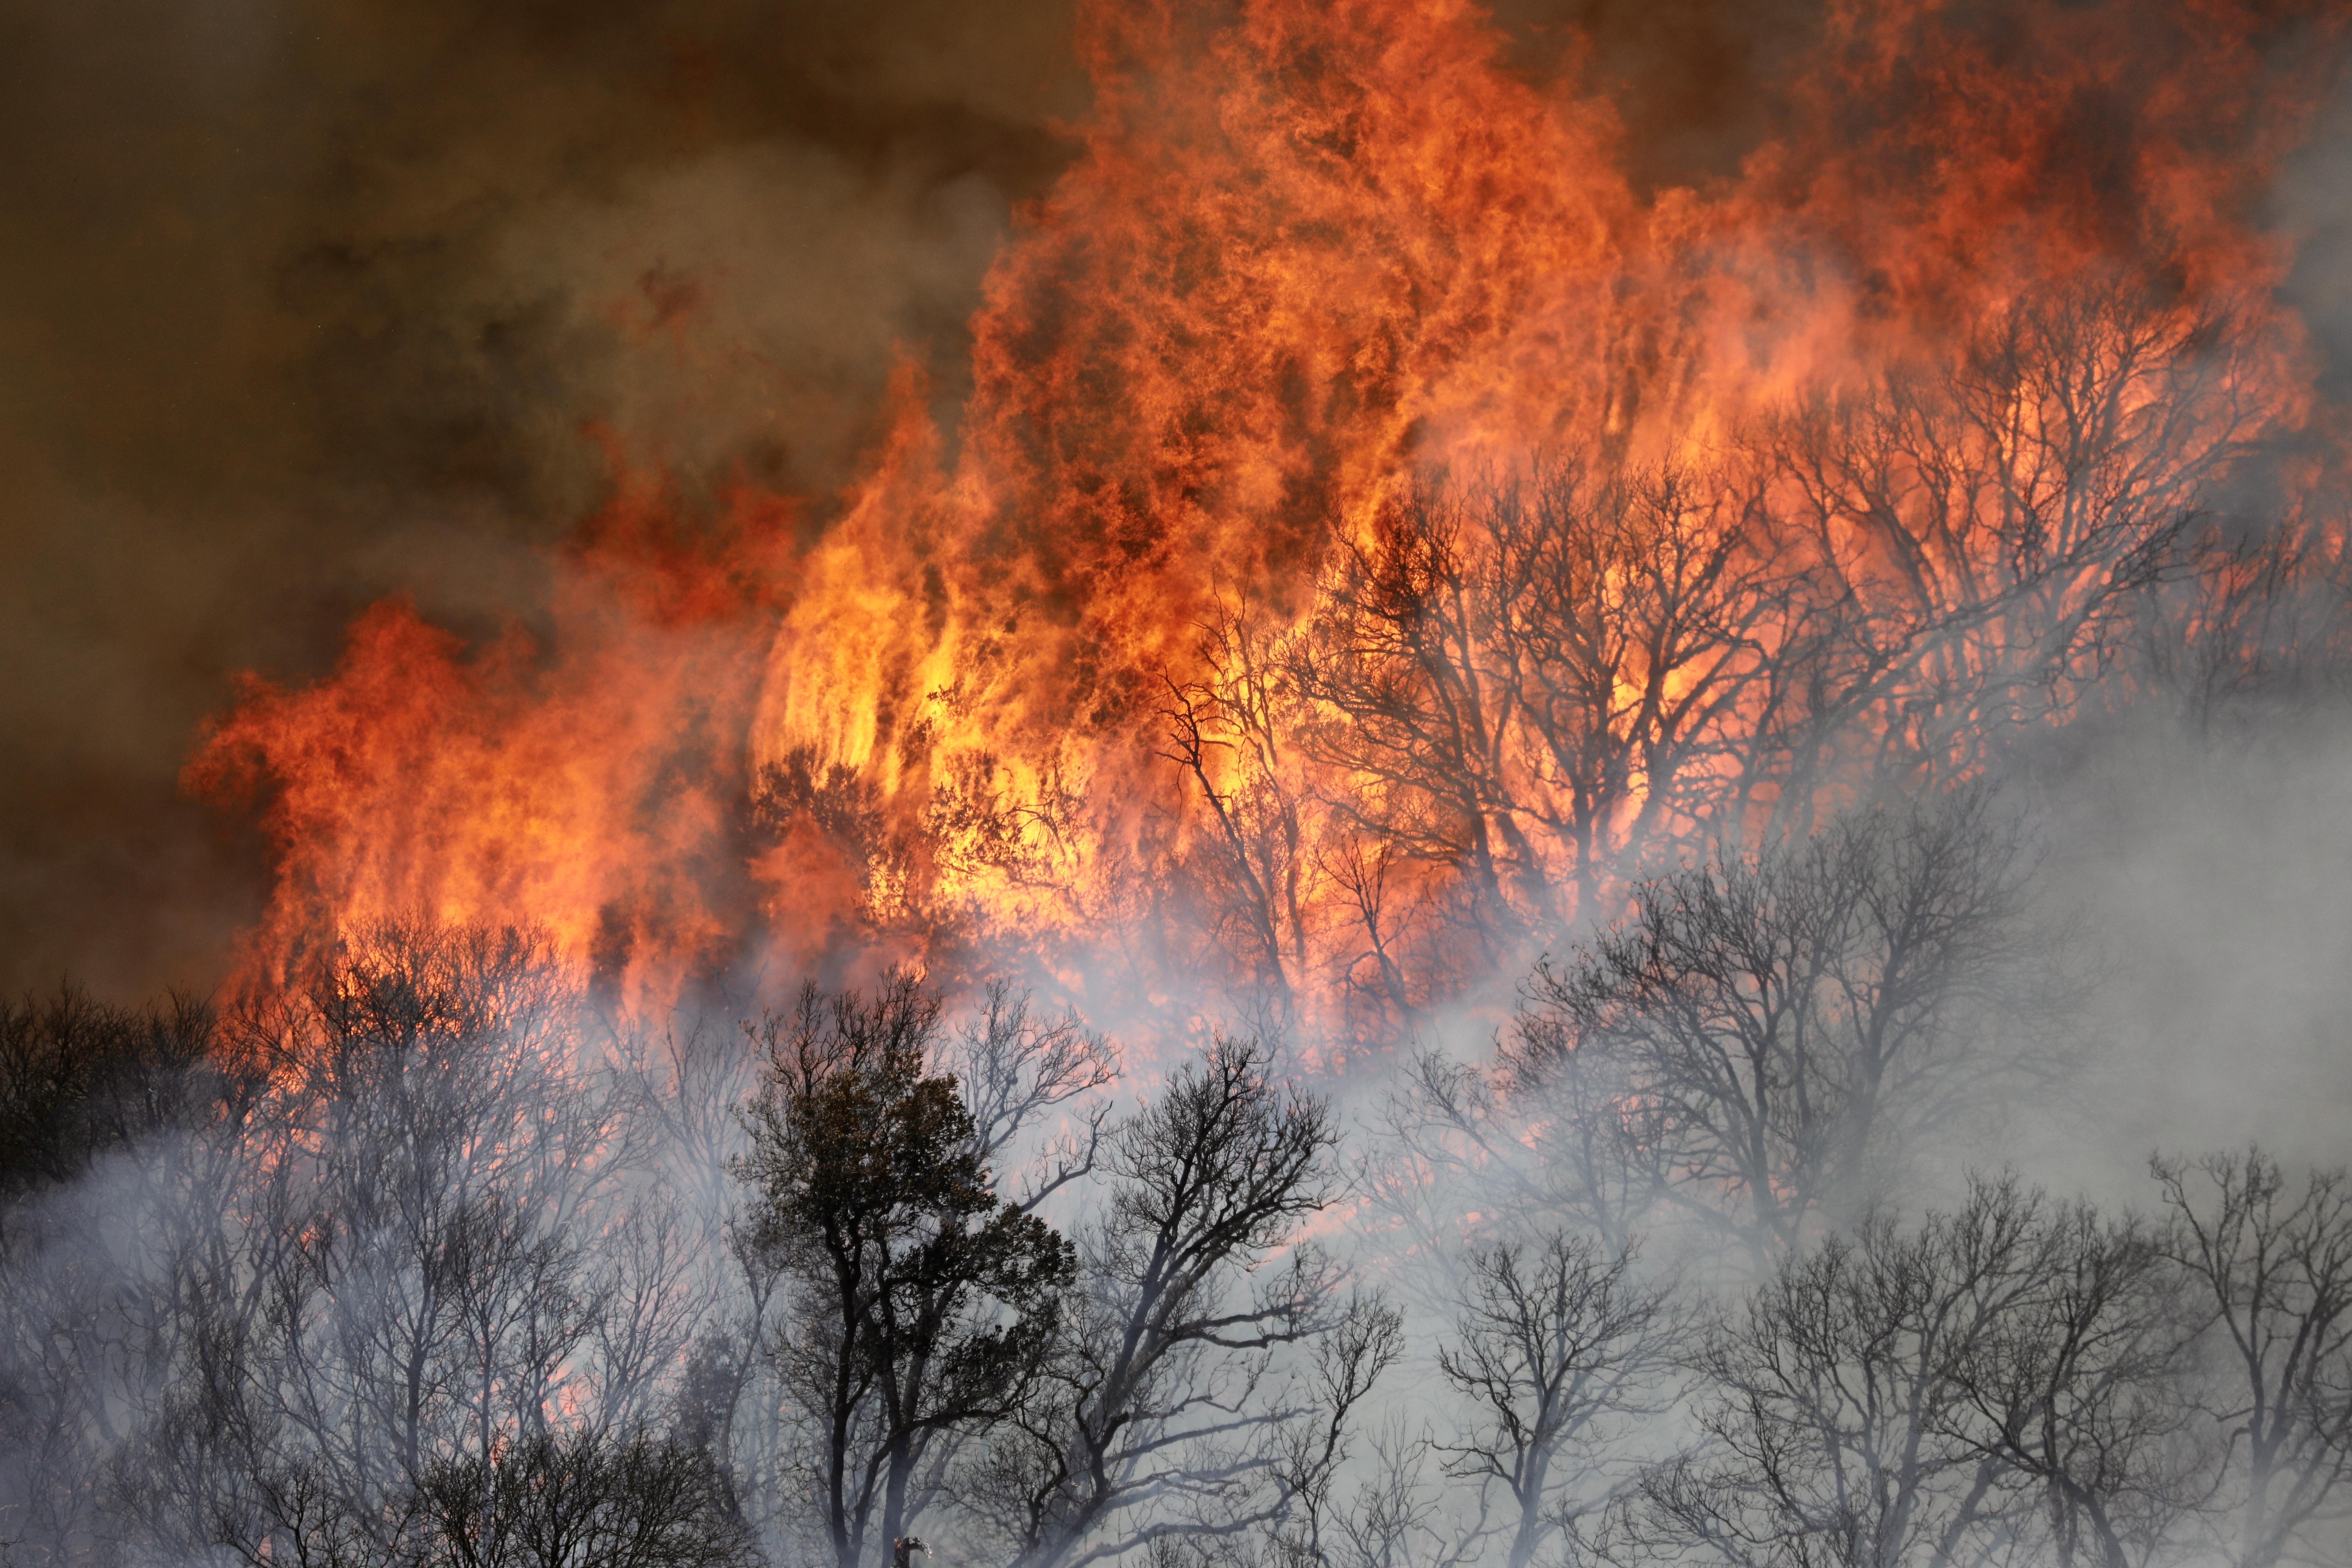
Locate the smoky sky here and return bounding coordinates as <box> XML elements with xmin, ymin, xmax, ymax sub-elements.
<box><xmin>0</xmin><ymin>0</ymin><xmax>1094</xmax><ymax>998</ymax></box>
<box><xmin>3</xmin><ymin>0</ymin><xmax>2339</xmax><ymax>1004</ymax></box>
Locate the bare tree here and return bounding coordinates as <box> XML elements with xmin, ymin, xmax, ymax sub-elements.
<box><xmin>965</xmin><ymin>1035</ymin><xmax>1388</xmax><ymax>1568</ymax></box>
<box><xmin>2152</xmin><ymin>1148</ymin><xmax>2352</xmax><ymax>1568</ymax></box>
<box><xmin>1643</xmin><ymin>1175</ymin><xmax>2052</xmax><ymax>1568</ymax></box>
<box><xmin>1280</xmin><ymin>462</ymin><xmax>1810</xmax><ymax>986</ymax></box>
<box><xmin>1312</xmin><ymin>1418</ymin><xmax>1449</xmax><ymax>1568</ymax></box>
<box><xmin>1750</xmin><ymin>281</ymin><xmax>2264</xmax><ymax>820</ymax></box>
<box><xmin>1160</xmin><ymin>601</ymin><xmax>1324</xmax><ymax>1034</ymax></box>
<box><xmin>1942</xmin><ymin>1199</ymin><xmax>2205</xmax><ymax>1568</ymax></box>
<box><xmin>1434</xmin><ymin>1232</ymin><xmax>1679</xmax><ymax>1568</ymax></box>
<box><xmin>0</xmin><ymin>989</ymin><xmax>254</xmax><ymax>1566</ymax></box>
<box><xmin>580</xmin><ymin>1205</ymin><xmax>710</xmax><ymax>1437</ymax></box>
<box><xmin>260</xmin><ymin>922</ymin><xmax>636</xmax><ymax>1522</ymax></box>
<box><xmin>443</xmin><ymin>1193</ymin><xmax>598</xmax><ymax>1468</ymax></box>
<box><xmin>1503</xmin><ymin>791</ymin><xmax>2062</xmax><ymax>1268</ymax></box>
<box><xmin>939</xmin><ymin>978</ymin><xmax>1114</xmax><ymax>1205</ymax></box>
<box><xmin>1366</xmin><ymin>1025</ymin><xmax>1664</xmax><ymax>1281</ymax></box>
<box><xmin>86</xmin><ymin>920</ymin><xmax>703</xmax><ymax>1568</ymax></box>
<box><xmin>0</xmin><ymin>987</ymin><xmax>224</xmax><ymax>1200</ymax></box>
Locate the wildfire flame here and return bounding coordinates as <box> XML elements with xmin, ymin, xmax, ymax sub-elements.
<box><xmin>188</xmin><ymin>0</ymin><xmax>2350</xmax><ymax>1058</ymax></box>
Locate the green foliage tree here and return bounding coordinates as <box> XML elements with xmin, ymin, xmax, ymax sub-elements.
<box><xmin>735</xmin><ymin>971</ymin><xmax>1075</xmax><ymax>1568</ymax></box>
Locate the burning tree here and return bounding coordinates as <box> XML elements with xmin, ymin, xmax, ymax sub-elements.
<box><xmin>168</xmin><ymin>0</ymin><xmax>2345</xmax><ymax>1059</ymax></box>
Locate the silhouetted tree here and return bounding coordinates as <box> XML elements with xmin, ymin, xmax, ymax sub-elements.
<box><xmin>966</xmin><ymin>1035</ymin><xmax>1390</xmax><ymax>1568</ymax></box>
<box><xmin>0</xmin><ymin>985</ymin><xmax>226</xmax><ymax>1199</ymax></box>
<box><xmin>1944</xmin><ymin>1199</ymin><xmax>2202</xmax><ymax>1568</ymax></box>
<box><xmin>1503</xmin><ymin>792</ymin><xmax>2063</xmax><ymax>1267</ymax></box>
<box><xmin>1643</xmin><ymin>1176</ymin><xmax>2051</xmax><ymax>1568</ymax></box>
<box><xmin>735</xmin><ymin>972</ymin><xmax>1077</xmax><ymax>1568</ymax></box>
<box><xmin>2155</xmin><ymin>1148</ymin><xmax>2352</xmax><ymax>1568</ymax></box>
<box><xmin>86</xmin><ymin>921</ymin><xmax>686</xmax><ymax>1568</ymax></box>
<box><xmin>1435</xmin><ymin>1231</ymin><xmax>1678</xmax><ymax>1568</ymax></box>
<box><xmin>412</xmin><ymin>1427</ymin><xmax>758</xmax><ymax>1568</ymax></box>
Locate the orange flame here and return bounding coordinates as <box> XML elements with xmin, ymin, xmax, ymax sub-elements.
<box><xmin>189</xmin><ymin>0</ymin><xmax>2350</xmax><ymax>1056</ymax></box>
